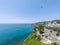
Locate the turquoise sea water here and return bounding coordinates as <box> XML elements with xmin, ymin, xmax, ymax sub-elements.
<box><xmin>0</xmin><ymin>24</ymin><xmax>33</xmax><ymax>45</ymax></box>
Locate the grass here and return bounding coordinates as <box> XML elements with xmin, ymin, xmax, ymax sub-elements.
<box><xmin>19</xmin><ymin>33</ymin><xmax>52</xmax><ymax>45</ymax></box>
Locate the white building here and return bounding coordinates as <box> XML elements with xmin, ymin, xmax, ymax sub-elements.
<box><xmin>46</xmin><ymin>22</ymin><xmax>60</xmax><ymax>28</ymax></box>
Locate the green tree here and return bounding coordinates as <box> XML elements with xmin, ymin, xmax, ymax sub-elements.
<box><xmin>56</xmin><ymin>21</ymin><xmax>60</xmax><ymax>24</ymax></box>
<box><xmin>56</xmin><ymin>32</ymin><xmax>59</xmax><ymax>36</ymax></box>
<box><xmin>34</xmin><ymin>25</ymin><xmax>38</xmax><ymax>33</ymax></box>
<box><xmin>53</xmin><ymin>42</ymin><xmax>56</xmax><ymax>45</ymax></box>
<box><xmin>37</xmin><ymin>35</ymin><xmax>41</xmax><ymax>41</ymax></box>
<box><xmin>38</xmin><ymin>24</ymin><xmax>44</xmax><ymax>32</ymax></box>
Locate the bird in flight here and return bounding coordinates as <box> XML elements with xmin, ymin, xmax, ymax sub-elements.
<box><xmin>41</xmin><ymin>5</ymin><xmax>43</xmax><ymax>8</ymax></box>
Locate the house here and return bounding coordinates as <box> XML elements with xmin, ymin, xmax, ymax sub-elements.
<box><xmin>56</xmin><ymin>36</ymin><xmax>60</xmax><ymax>45</ymax></box>
<box><xmin>41</xmin><ymin>36</ymin><xmax>52</xmax><ymax>44</ymax></box>
<box><xmin>46</xmin><ymin>21</ymin><xmax>60</xmax><ymax>28</ymax></box>
<box><xmin>40</xmin><ymin>29</ymin><xmax>57</xmax><ymax>44</ymax></box>
<box><xmin>34</xmin><ymin>21</ymin><xmax>60</xmax><ymax>44</ymax></box>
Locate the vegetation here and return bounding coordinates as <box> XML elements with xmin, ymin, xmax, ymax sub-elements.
<box><xmin>37</xmin><ymin>35</ymin><xmax>41</xmax><ymax>41</ymax></box>
<box><xmin>56</xmin><ymin>32</ymin><xmax>59</xmax><ymax>36</ymax></box>
<box><xmin>53</xmin><ymin>42</ymin><xmax>56</xmax><ymax>45</ymax></box>
<box><xmin>56</xmin><ymin>21</ymin><xmax>60</xmax><ymax>24</ymax></box>
<box><xmin>19</xmin><ymin>20</ymin><xmax>60</xmax><ymax>45</ymax></box>
<box><xmin>47</xmin><ymin>27</ymin><xmax>60</xmax><ymax>32</ymax></box>
<box><xmin>34</xmin><ymin>25</ymin><xmax>37</xmax><ymax>33</ymax></box>
<box><xmin>19</xmin><ymin>33</ymin><xmax>51</xmax><ymax>45</ymax></box>
<box><xmin>38</xmin><ymin>24</ymin><xmax>45</xmax><ymax>32</ymax></box>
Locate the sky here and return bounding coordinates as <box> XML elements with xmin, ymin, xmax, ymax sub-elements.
<box><xmin>0</xmin><ymin>0</ymin><xmax>60</xmax><ymax>23</ymax></box>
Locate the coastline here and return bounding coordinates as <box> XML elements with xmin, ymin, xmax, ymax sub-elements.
<box><xmin>19</xmin><ymin>32</ymin><xmax>51</xmax><ymax>45</ymax></box>
<box><xmin>19</xmin><ymin>20</ymin><xmax>60</xmax><ymax>45</ymax></box>
<box><xmin>19</xmin><ymin>32</ymin><xmax>33</xmax><ymax>45</ymax></box>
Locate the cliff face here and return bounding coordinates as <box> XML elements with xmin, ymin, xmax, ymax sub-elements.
<box><xmin>19</xmin><ymin>20</ymin><xmax>60</xmax><ymax>45</ymax></box>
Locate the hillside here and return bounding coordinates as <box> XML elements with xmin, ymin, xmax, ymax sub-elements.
<box><xmin>19</xmin><ymin>20</ymin><xmax>60</xmax><ymax>45</ymax></box>
<box><xmin>19</xmin><ymin>33</ymin><xmax>51</xmax><ymax>45</ymax></box>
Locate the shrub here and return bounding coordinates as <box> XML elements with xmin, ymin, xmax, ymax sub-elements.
<box><xmin>56</xmin><ymin>32</ymin><xmax>59</xmax><ymax>36</ymax></box>
<box><xmin>53</xmin><ymin>42</ymin><xmax>56</xmax><ymax>45</ymax></box>
<box><xmin>37</xmin><ymin>35</ymin><xmax>41</xmax><ymax>41</ymax></box>
<box><xmin>38</xmin><ymin>24</ymin><xmax>45</xmax><ymax>32</ymax></box>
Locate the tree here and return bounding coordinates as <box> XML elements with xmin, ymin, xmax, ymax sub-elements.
<box><xmin>37</xmin><ymin>35</ymin><xmax>41</xmax><ymax>41</ymax></box>
<box><xmin>34</xmin><ymin>25</ymin><xmax>38</xmax><ymax>33</ymax></box>
<box><xmin>56</xmin><ymin>21</ymin><xmax>60</xmax><ymax>24</ymax></box>
<box><xmin>53</xmin><ymin>42</ymin><xmax>56</xmax><ymax>45</ymax></box>
<box><xmin>38</xmin><ymin>24</ymin><xmax>45</xmax><ymax>32</ymax></box>
<box><xmin>56</xmin><ymin>32</ymin><xmax>59</xmax><ymax>36</ymax></box>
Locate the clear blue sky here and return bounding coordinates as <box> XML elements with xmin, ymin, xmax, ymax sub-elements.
<box><xmin>0</xmin><ymin>0</ymin><xmax>60</xmax><ymax>23</ymax></box>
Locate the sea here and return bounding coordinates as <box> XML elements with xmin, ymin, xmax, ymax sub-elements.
<box><xmin>0</xmin><ymin>24</ymin><xmax>33</xmax><ymax>45</ymax></box>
